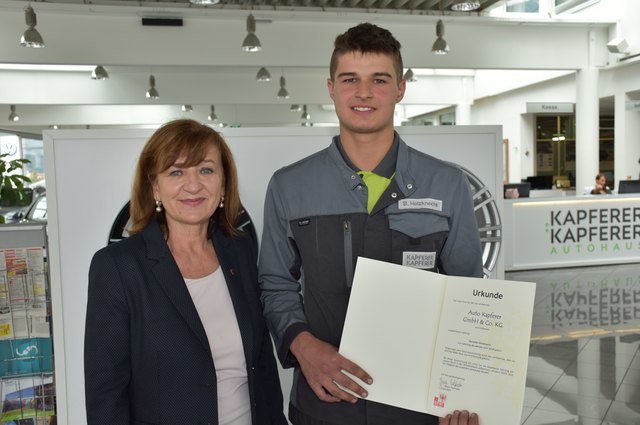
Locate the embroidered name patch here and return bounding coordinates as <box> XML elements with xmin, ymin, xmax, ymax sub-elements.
<box><xmin>398</xmin><ymin>198</ymin><xmax>442</xmax><ymax>212</ymax></box>
<box><xmin>402</xmin><ymin>252</ymin><xmax>436</xmax><ymax>269</ymax></box>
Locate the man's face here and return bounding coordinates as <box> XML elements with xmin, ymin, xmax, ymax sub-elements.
<box><xmin>327</xmin><ymin>51</ymin><xmax>405</xmax><ymax>137</ymax></box>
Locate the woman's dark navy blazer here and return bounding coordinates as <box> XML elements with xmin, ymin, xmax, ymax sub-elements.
<box><xmin>84</xmin><ymin>219</ymin><xmax>287</xmax><ymax>425</ymax></box>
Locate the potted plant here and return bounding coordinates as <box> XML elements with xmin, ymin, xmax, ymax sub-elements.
<box><xmin>0</xmin><ymin>153</ymin><xmax>32</xmax><ymax>224</ymax></box>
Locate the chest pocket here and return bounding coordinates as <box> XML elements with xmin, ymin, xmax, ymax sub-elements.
<box><xmin>387</xmin><ymin>210</ymin><xmax>450</xmax><ymax>271</ymax></box>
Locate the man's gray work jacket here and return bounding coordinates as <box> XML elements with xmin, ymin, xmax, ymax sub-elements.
<box><xmin>258</xmin><ymin>134</ymin><xmax>483</xmax><ymax>423</ymax></box>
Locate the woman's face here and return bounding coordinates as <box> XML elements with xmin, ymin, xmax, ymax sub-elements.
<box><xmin>596</xmin><ymin>175</ymin><xmax>606</xmax><ymax>187</ymax></box>
<box><xmin>152</xmin><ymin>145</ymin><xmax>224</xmax><ymax>231</ymax></box>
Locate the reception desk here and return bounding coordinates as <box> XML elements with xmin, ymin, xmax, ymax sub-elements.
<box><xmin>503</xmin><ymin>194</ymin><xmax>640</xmax><ymax>270</ymax></box>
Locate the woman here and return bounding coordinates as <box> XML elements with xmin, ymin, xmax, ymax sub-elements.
<box><xmin>591</xmin><ymin>173</ymin><xmax>611</xmax><ymax>195</ymax></box>
<box><xmin>84</xmin><ymin>119</ymin><xmax>287</xmax><ymax>425</ymax></box>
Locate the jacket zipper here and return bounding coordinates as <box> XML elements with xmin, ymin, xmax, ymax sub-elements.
<box><xmin>344</xmin><ymin>219</ymin><xmax>354</xmax><ymax>287</ymax></box>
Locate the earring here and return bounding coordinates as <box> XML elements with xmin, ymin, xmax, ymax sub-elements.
<box><xmin>155</xmin><ymin>200</ymin><xmax>162</xmax><ymax>212</ymax></box>
<box><xmin>219</xmin><ymin>195</ymin><xmax>225</xmax><ymax>209</ymax></box>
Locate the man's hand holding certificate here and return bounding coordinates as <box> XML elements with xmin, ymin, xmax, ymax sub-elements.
<box><xmin>339</xmin><ymin>257</ymin><xmax>536</xmax><ymax>425</ymax></box>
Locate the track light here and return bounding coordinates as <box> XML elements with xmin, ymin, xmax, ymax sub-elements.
<box><xmin>189</xmin><ymin>0</ymin><xmax>219</xmax><ymax>4</ymax></box>
<box><xmin>20</xmin><ymin>6</ymin><xmax>45</xmax><ymax>48</ymax></box>
<box><xmin>301</xmin><ymin>105</ymin><xmax>310</xmax><ymax>120</ymax></box>
<box><xmin>290</xmin><ymin>104</ymin><xmax>302</xmax><ymax>112</ymax></box>
<box><xmin>241</xmin><ymin>14</ymin><xmax>261</xmax><ymax>52</ymax></box>
<box><xmin>451</xmin><ymin>0</ymin><xmax>480</xmax><ymax>11</ymax></box>
<box><xmin>181</xmin><ymin>104</ymin><xmax>193</xmax><ymax>112</ymax></box>
<box><xmin>208</xmin><ymin>105</ymin><xmax>218</xmax><ymax>121</ymax></box>
<box><xmin>91</xmin><ymin>65</ymin><xmax>109</xmax><ymax>80</ymax></box>
<box><xmin>432</xmin><ymin>20</ymin><xmax>449</xmax><ymax>55</ymax></box>
<box><xmin>403</xmin><ymin>68</ymin><xmax>417</xmax><ymax>82</ymax></box>
<box><xmin>256</xmin><ymin>66</ymin><xmax>271</xmax><ymax>82</ymax></box>
<box><xmin>146</xmin><ymin>75</ymin><xmax>159</xmax><ymax>99</ymax></box>
<box><xmin>8</xmin><ymin>105</ymin><xmax>19</xmax><ymax>122</ymax></box>
<box><xmin>276</xmin><ymin>76</ymin><xmax>289</xmax><ymax>99</ymax></box>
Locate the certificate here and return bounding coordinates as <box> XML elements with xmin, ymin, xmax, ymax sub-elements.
<box><xmin>339</xmin><ymin>257</ymin><xmax>536</xmax><ymax>425</ymax></box>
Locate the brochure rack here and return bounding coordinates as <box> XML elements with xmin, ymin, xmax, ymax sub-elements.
<box><xmin>0</xmin><ymin>223</ymin><xmax>55</xmax><ymax>424</ymax></box>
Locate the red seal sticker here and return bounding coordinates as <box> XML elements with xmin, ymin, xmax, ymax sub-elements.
<box><xmin>433</xmin><ymin>394</ymin><xmax>446</xmax><ymax>408</ymax></box>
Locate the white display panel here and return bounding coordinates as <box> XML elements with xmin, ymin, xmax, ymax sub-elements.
<box><xmin>504</xmin><ymin>196</ymin><xmax>640</xmax><ymax>270</ymax></box>
<box><xmin>43</xmin><ymin>125</ymin><xmax>501</xmax><ymax>424</ymax></box>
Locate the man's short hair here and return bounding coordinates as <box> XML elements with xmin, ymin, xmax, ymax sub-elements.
<box><xmin>329</xmin><ymin>22</ymin><xmax>403</xmax><ymax>83</ymax></box>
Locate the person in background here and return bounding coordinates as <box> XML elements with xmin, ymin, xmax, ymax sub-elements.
<box><xmin>84</xmin><ymin>119</ymin><xmax>287</xmax><ymax>425</ymax></box>
<box><xmin>259</xmin><ymin>23</ymin><xmax>482</xmax><ymax>425</ymax></box>
<box><xmin>591</xmin><ymin>173</ymin><xmax>612</xmax><ymax>194</ymax></box>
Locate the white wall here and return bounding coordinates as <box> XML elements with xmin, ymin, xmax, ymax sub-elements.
<box><xmin>572</xmin><ymin>0</ymin><xmax>640</xmax><ymax>56</ymax></box>
<box><xmin>471</xmin><ymin>74</ymin><xmax>576</xmax><ymax>183</ymax></box>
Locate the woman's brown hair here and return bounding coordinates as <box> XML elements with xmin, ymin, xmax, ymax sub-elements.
<box><xmin>128</xmin><ymin>119</ymin><xmax>241</xmax><ymax>237</ymax></box>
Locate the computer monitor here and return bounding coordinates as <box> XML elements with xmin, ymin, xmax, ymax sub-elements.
<box><xmin>525</xmin><ymin>175</ymin><xmax>553</xmax><ymax>190</ymax></box>
<box><xmin>504</xmin><ymin>182</ymin><xmax>531</xmax><ymax>198</ymax></box>
<box><xmin>617</xmin><ymin>180</ymin><xmax>640</xmax><ymax>194</ymax></box>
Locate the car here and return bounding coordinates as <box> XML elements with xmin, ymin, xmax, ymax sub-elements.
<box><xmin>19</xmin><ymin>190</ymin><xmax>47</xmax><ymax>223</ymax></box>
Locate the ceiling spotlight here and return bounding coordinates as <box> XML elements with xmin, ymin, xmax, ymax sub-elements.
<box><xmin>241</xmin><ymin>14</ymin><xmax>261</xmax><ymax>52</ymax></box>
<box><xmin>50</xmin><ymin>124</ymin><xmax>59</xmax><ymax>129</ymax></box>
<box><xmin>208</xmin><ymin>105</ymin><xmax>218</xmax><ymax>121</ymax></box>
<box><xmin>607</xmin><ymin>37</ymin><xmax>629</xmax><ymax>54</ymax></box>
<box><xmin>8</xmin><ymin>105</ymin><xmax>19</xmax><ymax>122</ymax></box>
<box><xmin>403</xmin><ymin>68</ymin><xmax>417</xmax><ymax>82</ymax></box>
<box><xmin>432</xmin><ymin>20</ymin><xmax>450</xmax><ymax>56</ymax></box>
<box><xmin>181</xmin><ymin>104</ymin><xmax>193</xmax><ymax>112</ymax></box>
<box><xmin>290</xmin><ymin>104</ymin><xmax>302</xmax><ymax>112</ymax></box>
<box><xmin>301</xmin><ymin>122</ymin><xmax>313</xmax><ymax>127</ymax></box>
<box><xmin>276</xmin><ymin>76</ymin><xmax>289</xmax><ymax>99</ymax></box>
<box><xmin>189</xmin><ymin>0</ymin><xmax>219</xmax><ymax>4</ymax></box>
<box><xmin>301</xmin><ymin>105</ymin><xmax>310</xmax><ymax>120</ymax></box>
<box><xmin>91</xmin><ymin>65</ymin><xmax>109</xmax><ymax>80</ymax></box>
<box><xmin>451</xmin><ymin>0</ymin><xmax>480</xmax><ymax>11</ymax></box>
<box><xmin>256</xmin><ymin>66</ymin><xmax>271</xmax><ymax>82</ymax></box>
<box><xmin>20</xmin><ymin>6</ymin><xmax>45</xmax><ymax>48</ymax></box>
<box><xmin>146</xmin><ymin>74</ymin><xmax>159</xmax><ymax>99</ymax></box>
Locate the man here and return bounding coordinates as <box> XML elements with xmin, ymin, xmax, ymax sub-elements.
<box><xmin>259</xmin><ymin>23</ymin><xmax>482</xmax><ymax>425</ymax></box>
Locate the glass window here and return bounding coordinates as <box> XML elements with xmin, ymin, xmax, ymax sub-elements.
<box><xmin>21</xmin><ymin>137</ymin><xmax>45</xmax><ymax>184</ymax></box>
<box><xmin>535</xmin><ymin>115</ymin><xmax>576</xmax><ymax>186</ymax></box>
<box><xmin>0</xmin><ymin>132</ymin><xmax>44</xmax><ymax>185</ymax></box>
<box><xmin>554</xmin><ymin>0</ymin><xmax>597</xmax><ymax>13</ymax></box>
<box><xmin>506</xmin><ymin>0</ymin><xmax>539</xmax><ymax>13</ymax></box>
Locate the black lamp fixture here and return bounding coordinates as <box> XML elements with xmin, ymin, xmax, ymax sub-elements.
<box><xmin>207</xmin><ymin>105</ymin><xmax>218</xmax><ymax>121</ymax></box>
<box><xmin>20</xmin><ymin>5</ymin><xmax>44</xmax><ymax>48</ymax></box>
<box><xmin>241</xmin><ymin>14</ymin><xmax>261</xmax><ymax>52</ymax></box>
<box><xmin>256</xmin><ymin>66</ymin><xmax>271</xmax><ymax>82</ymax></box>
<box><xmin>431</xmin><ymin>20</ymin><xmax>449</xmax><ymax>55</ymax></box>
<box><xmin>451</xmin><ymin>0</ymin><xmax>480</xmax><ymax>11</ymax></box>
<box><xmin>276</xmin><ymin>75</ymin><xmax>289</xmax><ymax>99</ymax></box>
<box><xmin>301</xmin><ymin>105</ymin><xmax>310</xmax><ymax>120</ymax></box>
<box><xmin>91</xmin><ymin>65</ymin><xmax>109</xmax><ymax>80</ymax></box>
<box><xmin>403</xmin><ymin>68</ymin><xmax>417</xmax><ymax>82</ymax></box>
<box><xmin>189</xmin><ymin>0</ymin><xmax>219</xmax><ymax>4</ymax></box>
<box><xmin>8</xmin><ymin>105</ymin><xmax>19</xmax><ymax>122</ymax></box>
<box><xmin>146</xmin><ymin>75</ymin><xmax>159</xmax><ymax>99</ymax></box>
<box><xmin>181</xmin><ymin>104</ymin><xmax>193</xmax><ymax>112</ymax></box>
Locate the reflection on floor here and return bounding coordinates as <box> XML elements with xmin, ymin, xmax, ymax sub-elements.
<box><xmin>506</xmin><ymin>263</ymin><xmax>640</xmax><ymax>425</ymax></box>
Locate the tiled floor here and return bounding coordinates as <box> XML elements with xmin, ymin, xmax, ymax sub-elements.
<box><xmin>506</xmin><ymin>263</ymin><xmax>640</xmax><ymax>425</ymax></box>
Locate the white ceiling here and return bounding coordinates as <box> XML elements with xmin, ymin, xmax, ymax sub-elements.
<box><xmin>0</xmin><ymin>0</ymin><xmax>618</xmax><ymax>132</ymax></box>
